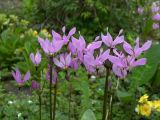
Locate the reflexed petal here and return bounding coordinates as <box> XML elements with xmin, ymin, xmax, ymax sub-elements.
<box><xmin>87</xmin><ymin>41</ymin><xmax>102</xmax><ymax>51</ymax></box>
<box><xmin>30</xmin><ymin>53</ymin><xmax>36</xmax><ymax>64</ymax></box>
<box><xmin>68</xmin><ymin>27</ymin><xmax>76</xmax><ymax>37</ymax></box>
<box><xmin>53</xmin><ymin>58</ymin><xmax>63</xmax><ymax>68</ymax></box>
<box><xmin>141</xmin><ymin>41</ymin><xmax>152</xmax><ymax>51</ymax></box>
<box><xmin>94</xmin><ymin>36</ymin><xmax>100</xmax><ymax>41</ymax></box>
<box><xmin>131</xmin><ymin>58</ymin><xmax>147</xmax><ymax>67</ymax></box>
<box><xmin>113</xmin><ymin>35</ymin><xmax>124</xmax><ymax>46</ymax></box>
<box><xmin>23</xmin><ymin>71</ymin><xmax>30</xmax><ymax>82</ymax></box>
<box><xmin>52</xmin><ymin>30</ymin><xmax>62</xmax><ymax>40</ymax></box>
<box><xmin>101</xmin><ymin>33</ymin><xmax>112</xmax><ymax>47</ymax></box>
<box><xmin>79</xmin><ymin>35</ymin><xmax>86</xmax><ymax>50</ymax></box>
<box><xmin>123</xmin><ymin>42</ymin><xmax>133</xmax><ymax>55</ymax></box>
<box><xmin>108</xmin><ymin>55</ymin><xmax>124</xmax><ymax>67</ymax></box>
<box><xmin>70</xmin><ymin>58</ymin><xmax>79</xmax><ymax>70</ymax></box>
<box><xmin>62</xmin><ymin>26</ymin><xmax>66</xmax><ymax>33</ymax></box>
<box><xmin>35</xmin><ymin>51</ymin><xmax>41</xmax><ymax>65</ymax></box>
<box><xmin>84</xmin><ymin>54</ymin><xmax>95</xmax><ymax>66</ymax></box>
<box><xmin>99</xmin><ymin>49</ymin><xmax>110</xmax><ymax>62</ymax></box>
<box><xmin>65</xmin><ymin>53</ymin><xmax>72</xmax><ymax>66</ymax></box>
<box><xmin>16</xmin><ymin>68</ymin><xmax>22</xmax><ymax>82</ymax></box>
<box><xmin>52</xmin><ymin>40</ymin><xmax>64</xmax><ymax>53</ymax></box>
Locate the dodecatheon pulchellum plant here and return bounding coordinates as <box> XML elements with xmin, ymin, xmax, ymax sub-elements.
<box><xmin>52</xmin><ymin>26</ymin><xmax>76</xmax><ymax>45</ymax></box>
<box><xmin>151</xmin><ymin>5</ymin><xmax>159</xmax><ymax>13</ymax></box>
<box><xmin>31</xmin><ymin>80</ymin><xmax>40</xmax><ymax>90</ymax></box>
<box><xmin>137</xmin><ymin>7</ymin><xmax>144</xmax><ymax>15</ymax></box>
<box><xmin>53</xmin><ymin>52</ymin><xmax>72</xmax><ymax>70</ymax></box>
<box><xmin>70</xmin><ymin>58</ymin><xmax>79</xmax><ymax>70</ymax></box>
<box><xmin>12</xmin><ymin>68</ymin><xmax>30</xmax><ymax>85</ymax></box>
<box><xmin>85</xmin><ymin>40</ymin><xmax>102</xmax><ymax>54</ymax></box>
<box><xmin>83</xmin><ymin>49</ymin><xmax>110</xmax><ymax>73</ymax></box>
<box><xmin>152</xmin><ymin>13</ymin><xmax>160</xmax><ymax>21</ymax></box>
<box><xmin>123</xmin><ymin>38</ymin><xmax>152</xmax><ymax>57</ymax></box>
<box><xmin>153</xmin><ymin>23</ymin><xmax>159</xmax><ymax>30</ymax></box>
<box><xmin>108</xmin><ymin>49</ymin><xmax>147</xmax><ymax>78</ymax></box>
<box><xmin>38</xmin><ymin>37</ymin><xmax>64</xmax><ymax>55</ymax></box>
<box><xmin>101</xmin><ymin>30</ymin><xmax>124</xmax><ymax>48</ymax></box>
<box><xmin>46</xmin><ymin>65</ymin><xmax>58</xmax><ymax>84</ymax></box>
<box><xmin>30</xmin><ymin>51</ymin><xmax>41</xmax><ymax>66</ymax></box>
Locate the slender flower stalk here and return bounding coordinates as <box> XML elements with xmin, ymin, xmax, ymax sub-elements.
<box><xmin>53</xmin><ymin>70</ymin><xmax>58</xmax><ymax>120</ymax></box>
<box><xmin>102</xmin><ymin>66</ymin><xmax>109</xmax><ymax>120</ymax></box>
<box><xmin>39</xmin><ymin>94</ymin><xmax>42</xmax><ymax>120</ymax></box>
<box><xmin>49</xmin><ymin>56</ymin><xmax>53</xmax><ymax>120</ymax></box>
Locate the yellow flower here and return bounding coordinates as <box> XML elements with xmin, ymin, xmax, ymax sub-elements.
<box><xmin>139</xmin><ymin>94</ymin><xmax>149</xmax><ymax>103</ymax></box>
<box><xmin>152</xmin><ymin>100</ymin><xmax>160</xmax><ymax>112</ymax></box>
<box><xmin>33</xmin><ymin>30</ymin><xmax>38</xmax><ymax>36</ymax></box>
<box><xmin>139</xmin><ymin>104</ymin><xmax>152</xmax><ymax>117</ymax></box>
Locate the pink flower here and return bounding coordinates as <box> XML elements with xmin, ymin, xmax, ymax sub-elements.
<box><xmin>12</xmin><ymin>68</ymin><xmax>30</xmax><ymax>85</ymax></box>
<box><xmin>30</xmin><ymin>51</ymin><xmax>41</xmax><ymax>66</ymax></box>
<box><xmin>152</xmin><ymin>13</ymin><xmax>160</xmax><ymax>21</ymax></box>
<box><xmin>101</xmin><ymin>30</ymin><xmax>124</xmax><ymax>48</ymax></box>
<box><xmin>152</xmin><ymin>23</ymin><xmax>159</xmax><ymax>30</ymax></box>
<box><xmin>137</xmin><ymin>7</ymin><xmax>144</xmax><ymax>15</ymax></box>
<box><xmin>31</xmin><ymin>80</ymin><xmax>40</xmax><ymax>90</ymax></box>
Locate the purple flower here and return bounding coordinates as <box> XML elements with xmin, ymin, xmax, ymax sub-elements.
<box><xmin>30</xmin><ymin>51</ymin><xmax>41</xmax><ymax>66</ymax></box>
<box><xmin>12</xmin><ymin>68</ymin><xmax>30</xmax><ymax>85</ymax></box>
<box><xmin>53</xmin><ymin>53</ymin><xmax>72</xmax><ymax>69</ymax></box>
<box><xmin>38</xmin><ymin>37</ymin><xmax>64</xmax><ymax>55</ymax></box>
<box><xmin>83</xmin><ymin>49</ymin><xmax>110</xmax><ymax>73</ymax></box>
<box><xmin>85</xmin><ymin>41</ymin><xmax>102</xmax><ymax>54</ymax></box>
<box><xmin>137</xmin><ymin>7</ymin><xmax>144</xmax><ymax>15</ymax></box>
<box><xmin>152</xmin><ymin>23</ymin><xmax>159</xmax><ymax>30</ymax></box>
<box><xmin>101</xmin><ymin>30</ymin><xmax>124</xmax><ymax>48</ymax></box>
<box><xmin>112</xmin><ymin>64</ymin><xmax>127</xmax><ymax>78</ymax></box>
<box><xmin>108</xmin><ymin>50</ymin><xmax>147</xmax><ymax>78</ymax></box>
<box><xmin>123</xmin><ymin>38</ymin><xmax>152</xmax><ymax>57</ymax></box>
<box><xmin>46</xmin><ymin>66</ymin><xmax>58</xmax><ymax>84</ymax></box>
<box><xmin>52</xmin><ymin>27</ymin><xmax>76</xmax><ymax>44</ymax></box>
<box><xmin>70</xmin><ymin>58</ymin><xmax>79</xmax><ymax>70</ymax></box>
<box><xmin>31</xmin><ymin>80</ymin><xmax>40</xmax><ymax>90</ymax></box>
<box><xmin>152</xmin><ymin>6</ymin><xmax>159</xmax><ymax>13</ymax></box>
<box><xmin>152</xmin><ymin>13</ymin><xmax>160</xmax><ymax>21</ymax></box>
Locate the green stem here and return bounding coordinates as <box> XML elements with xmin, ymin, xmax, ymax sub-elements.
<box><xmin>39</xmin><ymin>95</ymin><xmax>42</xmax><ymax>120</ymax></box>
<box><xmin>68</xmin><ymin>83</ymin><xmax>72</xmax><ymax>120</ymax></box>
<box><xmin>102</xmin><ymin>67</ymin><xmax>109</xmax><ymax>120</ymax></box>
<box><xmin>49</xmin><ymin>56</ymin><xmax>53</xmax><ymax>120</ymax></box>
<box><xmin>53</xmin><ymin>82</ymin><xmax>57</xmax><ymax>120</ymax></box>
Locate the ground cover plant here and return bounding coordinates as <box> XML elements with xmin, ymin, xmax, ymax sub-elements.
<box><xmin>0</xmin><ymin>0</ymin><xmax>160</xmax><ymax>120</ymax></box>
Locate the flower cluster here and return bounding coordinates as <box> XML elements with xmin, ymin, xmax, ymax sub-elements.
<box><xmin>151</xmin><ymin>2</ymin><xmax>160</xmax><ymax>30</ymax></box>
<box><xmin>135</xmin><ymin>94</ymin><xmax>160</xmax><ymax>117</ymax></box>
<box><xmin>12</xmin><ymin>27</ymin><xmax>152</xmax><ymax>85</ymax></box>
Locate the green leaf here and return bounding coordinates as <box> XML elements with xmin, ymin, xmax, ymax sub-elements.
<box><xmin>81</xmin><ymin>109</ymin><xmax>96</xmax><ymax>120</ymax></box>
<box><xmin>116</xmin><ymin>90</ymin><xmax>133</xmax><ymax>102</ymax></box>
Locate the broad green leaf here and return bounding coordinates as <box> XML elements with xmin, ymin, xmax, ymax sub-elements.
<box><xmin>81</xmin><ymin>109</ymin><xmax>96</xmax><ymax>120</ymax></box>
<box><xmin>117</xmin><ymin>90</ymin><xmax>133</xmax><ymax>102</ymax></box>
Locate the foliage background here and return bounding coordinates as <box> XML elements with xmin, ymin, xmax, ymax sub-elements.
<box><xmin>0</xmin><ymin>0</ymin><xmax>160</xmax><ymax>120</ymax></box>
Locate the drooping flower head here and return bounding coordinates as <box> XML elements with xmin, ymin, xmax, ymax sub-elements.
<box><xmin>123</xmin><ymin>38</ymin><xmax>152</xmax><ymax>57</ymax></box>
<box><xmin>38</xmin><ymin>37</ymin><xmax>64</xmax><ymax>55</ymax></box>
<box><xmin>31</xmin><ymin>80</ymin><xmax>40</xmax><ymax>90</ymax></box>
<box><xmin>137</xmin><ymin>7</ymin><xmax>144</xmax><ymax>15</ymax></box>
<box><xmin>12</xmin><ymin>68</ymin><xmax>30</xmax><ymax>85</ymax></box>
<box><xmin>101</xmin><ymin>30</ymin><xmax>124</xmax><ymax>49</ymax></box>
<box><xmin>152</xmin><ymin>23</ymin><xmax>159</xmax><ymax>29</ymax></box>
<box><xmin>53</xmin><ymin>52</ymin><xmax>72</xmax><ymax>70</ymax></box>
<box><xmin>52</xmin><ymin>26</ymin><xmax>76</xmax><ymax>45</ymax></box>
<box><xmin>30</xmin><ymin>51</ymin><xmax>41</xmax><ymax>66</ymax></box>
<box><xmin>152</xmin><ymin>13</ymin><xmax>160</xmax><ymax>21</ymax></box>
